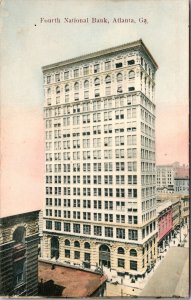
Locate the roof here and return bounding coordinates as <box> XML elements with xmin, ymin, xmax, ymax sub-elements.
<box><xmin>42</xmin><ymin>39</ymin><xmax>158</xmax><ymax>72</ymax></box>
<box><xmin>141</xmin><ymin>247</ymin><xmax>189</xmax><ymax>297</ymax></box>
<box><xmin>38</xmin><ymin>260</ymin><xmax>107</xmax><ymax>297</ymax></box>
<box><xmin>157</xmin><ymin>201</ymin><xmax>172</xmax><ymax>213</ymax></box>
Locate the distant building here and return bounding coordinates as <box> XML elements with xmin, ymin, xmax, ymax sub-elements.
<box><xmin>0</xmin><ymin>211</ymin><xmax>39</xmax><ymax>296</ymax></box>
<box><xmin>180</xmin><ymin>195</ymin><xmax>189</xmax><ymax>226</ymax></box>
<box><xmin>174</xmin><ymin>177</ymin><xmax>189</xmax><ymax>194</ymax></box>
<box><xmin>157</xmin><ymin>201</ymin><xmax>173</xmax><ymax>251</ymax></box>
<box><xmin>156</xmin><ymin>165</ymin><xmax>175</xmax><ymax>192</ymax></box>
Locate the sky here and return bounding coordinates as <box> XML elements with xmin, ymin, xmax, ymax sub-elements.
<box><xmin>0</xmin><ymin>0</ymin><xmax>189</xmax><ymax>217</ymax></box>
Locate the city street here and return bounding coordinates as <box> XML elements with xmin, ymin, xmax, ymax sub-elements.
<box><xmin>104</xmin><ymin>224</ymin><xmax>189</xmax><ymax>297</ymax></box>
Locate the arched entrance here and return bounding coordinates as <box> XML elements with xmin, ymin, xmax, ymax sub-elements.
<box><xmin>51</xmin><ymin>236</ymin><xmax>59</xmax><ymax>259</ymax></box>
<box><xmin>99</xmin><ymin>244</ymin><xmax>111</xmax><ymax>268</ymax></box>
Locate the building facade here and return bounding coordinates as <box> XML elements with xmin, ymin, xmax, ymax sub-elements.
<box><xmin>156</xmin><ymin>165</ymin><xmax>175</xmax><ymax>192</ymax></box>
<box><xmin>174</xmin><ymin>177</ymin><xmax>189</xmax><ymax>194</ymax></box>
<box><xmin>0</xmin><ymin>211</ymin><xmax>39</xmax><ymax>296</ymax></box>
<box><xmin>42</xmin><ymin>39</ymin><xmax>158</xmax><ymax>277</ymax></box>
<box><xmin>157</xmin><ymin>202</ymin><xmax>173</xmax><ymax>251</ymax></box>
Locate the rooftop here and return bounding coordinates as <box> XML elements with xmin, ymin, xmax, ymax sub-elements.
<box><xmin>141</xmin><ymin>247</ymin><xmax>189</xmax><ymax>298</ymax></box>
<box><xmin>38</xmin><ymin>260</ymin><xmax>107</xmax><ymax>297</ymax></box>
<box><xmin>42</xmin><ymin>39</ymin><xmax>158</xmax><ymax>72</ymax></box>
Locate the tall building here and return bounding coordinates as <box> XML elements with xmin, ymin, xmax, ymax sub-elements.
<box><xmin>0</xmin><ymin>211</ymin><xmax>39</xmax><ymax>296</ymax></box>
<box><xmin>42</xmin><ymin>39</ymin><xmax>158</xmax><ymax>277</ymax></box>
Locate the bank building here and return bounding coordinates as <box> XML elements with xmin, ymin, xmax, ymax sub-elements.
<box><xmin>41</xmin><ymin>39</ymin><xmax>158</xmax><ymax>279</ymax></box>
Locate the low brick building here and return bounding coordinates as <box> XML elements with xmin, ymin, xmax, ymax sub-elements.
<box><xmin>0</xmin><ymin>210</ymin><xmax>39</xmax><ymax>296</ymax></box>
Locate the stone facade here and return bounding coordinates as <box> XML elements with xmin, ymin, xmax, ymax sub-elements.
<box><xmin>0</xmin><ymin>210</ymin><xmax>39</xmax><ymax>296</ymax></box>
<box><xmin>42</xmin><ymin>39</ymin><xmax>158</xmax><ymax>277</ymax></box>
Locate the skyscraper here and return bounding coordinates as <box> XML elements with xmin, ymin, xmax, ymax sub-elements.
<box><xmin>42</xmin><ymin>39</ymin><xmax>158</xmax><ymax>277</ymax></box>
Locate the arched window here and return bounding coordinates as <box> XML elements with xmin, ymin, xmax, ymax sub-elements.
<box><xmin>74</xmin><ymin>82</ymin><xmax>79</xmax><ymax>91</ymax></box>
<box><xmin>65</xmin><ymin>239</ymin><xmax>70</xmax><ymax>246</ymax></box>
<box><xmin>84</xmin><ymin>80</ymin><xmax>89</xmax><ymax>89</ymax></box>
<box><xmin>129</xmin><ymin>70</ymin><xmax>135</xmax><ymax>80</ymax></box>
<box><xmin>117</xmin><ymin>247</ymin><xmax>125</xmax><ymax>255</ymax></box>
<box><xmin>13</xmin><ymin>226</ymin><xmax>26</xmax><ymax>244</ymax></box>
<box><xmin>47</xmin><ymin>88</ymin><xmax>51</xmax><ymax>94</ymax></box>
<box><xmin>56</xmin><ymin>86</ymin><xmax>60</xmax><ymax>94</ymax></box>
<box><xmin>84</xmin><ymin>242</ymin><xmax>90</xmax><ymax>249</ymax></box>
<box><xmin>65</xmin><ymin>84</ymin><xmax>69</xmax><ymax>93</ymax></box>
<box><xmin>94</xmin><ymin>78</ymin><xmax>100</xmax><ymax>86</ymax></box>
<box><xmin>105</xmin><ymin>75</ymin><xmax>111</xmax><ymax>84</ymax></box>
<box><xmin>117</xmin><ymin>73</ymin><xmax>123</xmax><ymax>82</ymax></box>
<box><xmin>74</xmin><ymin>241</ymin><xmax>80</xmax><ymax>247</ymax></box>
<box><xmin>130</xmin><ymin>249</ymin><xmax>137</xmax><ymax>256</ymax></box>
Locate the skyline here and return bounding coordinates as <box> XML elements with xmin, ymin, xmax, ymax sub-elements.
<box><xmin>0</xmin><ymin>0</ymin><xmax>189</xmax><ymax>217</ymax></box>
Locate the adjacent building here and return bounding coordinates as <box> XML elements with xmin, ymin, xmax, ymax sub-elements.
<box><xmin>157</xmin><ymin>201</ymin><xmax>173</xmax><ymax>251</ymax></box>
<box><xmin>0</xmin><ymin>211</ymin><xmax>39</xmax><ymax>296</ymax></box>
<box><xmin>42</xmin><ymin>39</ymin><xmax>158</xmax><ymax>277</ymax></box>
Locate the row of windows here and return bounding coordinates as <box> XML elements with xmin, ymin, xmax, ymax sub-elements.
<box><xmin>46</xmin><ymin>221</ymin><xmax>138</xmax><ymax>240</ymax></box>
<box><xmin>46</xmin><ymin>56</ymin><xmax>154</xmax><ymax>85</ymax></box>
<box><xmin>46</xmin><ymin>198</ymin><xmax>137</xmax><ymax>211</ymax></box>
<box><xmin>46</xmin><ymin>60</ymin><xmax>138</xmax><ymax>84</ymax></box>
<box><xmin>46</xmin><ymin>187</ymin><xmax>138</xmax><ymax>198</ymax></box>
<box><xmin>46</xmin><ymin>210</ymin><xmax>138</xmax><ymax>224</ymax></box>
<box><xmin>47</xmin><ymin>71</ymin><xmax>136</xmax><ymax>94</ymax></box>
<box><xmin>46</xmin><ymin>162</ymin><xmax>155</xmax><ymax>173</ymax></box>
<box><xmin>46</xmin><ymin>175</ymin><xmax>138</xmax><ymax>184</ymax></box>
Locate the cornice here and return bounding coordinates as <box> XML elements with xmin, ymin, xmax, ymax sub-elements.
<box><xmin>42</xmin><ymin>39</ymin><xmax>158</xmax><ymax>73</ymax></box>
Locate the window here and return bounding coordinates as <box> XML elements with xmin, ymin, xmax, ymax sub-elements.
<box><xmin>94</xmin><ymin>77</ymin><xmax>100</xmax><ymax>86</ymax></box>
<box><xmin>94</xmin><ymin>226</ymin><xmax>102</xmax><ymax>236</ymax></box>
<box><xmin>74</xmin><ymin>241</ymin><xmax>80</xmax><ymax>247</ymax></box>
<box><xmin>94</xmin><ymin>64</ymin><xmax>100</xmax><ymax>73</ymax></box>
<box><xmin>83</xmin><ymin>224</ymin><xmax>91</xmax><ymax>235</ymax></box>
<box><xmin>105</xmin><ymin>227</ymin><xmax>113</xmax><ymax>237</ymax></box>
<box><xmin>118</xmin><ymin>247</ymin><xmax>125</xmax><ymax>254</ymax></box>
<box><xmin>73</xmin><ymin>224</ymin><xmax>80</xmax><ymax>233</ymax></box>
<box><xmin>84</xmin><ymin>242</ymin><xmax>90</xmax><ymax>249</ymax></box>
<box><xmin>118</xmin><ymin>258</ymin><xmax>125</xmax><ymax>268</ymax></box>
<box><xmin>128</xmin><ymin>60</ymin><xmax>135</xmax><ymax>65</ymax></box>
<box><xmin>105</xmin><ymin>61</ymin><xmax>111</xmax><ymax>70</ymax></box>
<box><xmin>56</xmin><ymin>86</ymin><xmax>60</xmax><ymax>94</ymax></box>
<box><xmin>74</xmin><ymin>82</ymin><xmax>79</xmax><ymax>90</ymax></box>
<box><xmin>84</xmin><ymin>80</ymin><xmax>89</xmax><ymax>89</ymax></box>
<box><xmin>130</xmin><ymin>260</ymin><xmax>137</xmax><ymax>270</ymax></box>
<box><xmin>116</xmin><ymin>62</ymin><xmax>123</xmax><ymax>68</ymax></box>
<box><xmin>65</xmin><ymin>249</ymin><xmax>70</xmax><ymax>258</ymax></box>
<box><xmin>74</xmin><ymin>69</ymin><xmax>79</xmax><ymax>78</ymax></box>
<box><xmin>105</xmin><ymin>75</ymin><xmax>111</xmax><ymax>84</ymax></box>
<box><xmin>74</xmin><ymin>251</ymin><xmax>80</xmax><ymax>259</ymax></box>
<box><xmin>64</xmin><ymin>71</ymin><xmax>69</xmax><ymax>79</ymax></box>
<box><xmin>47</xmin><ymin>75</ymin><xmax>51</xmax><ymax>83</ymax></box>
<box><xmin>65</xmin><ymin>84</ymin><xmax>69</xmax><ymax>92</ymax></box>
<box><xmin>117</xmin><ymin>73</ymin><xmax>123</xmax><ymax>82</ymax></box>
<box><xmin>116</xmin><ymin>228</ymin><xmax>125</xmax><ymax>239</ymax></box>
<box><xmin>128</xmin><ymin>87</ymin><xmax>135</xmax><ymax>91</ymax></box>
<box><xmin>84</xmin><ymin>253</ymin><xmax>91</xmax><ymax>262</ymax></box>
<box><xmin>83</xmin><ymin>66</ymin><xmax>89</xmax><ymax>75</ymax></box>
<box><xmin>130</xmin><ymin>249</ymin><xmax>137</xmax><ymax>256</ymax></box>
<box><xmin>128</xmin><ymin>229</ymin><xmax>138</xmax><ymax>240</ymax></box>
<box><xmin>64</xmin><ymin>223</ymin><xmax>71</xmax><ymax>232</ymax></box>
<box><xmin>65</xmin><ymin>239</ymin><xmax>70</xmax><ymax>246</ymax></box>
<box><xmin>129</xmin><ymin>70</ymin><xmax>135</xmax><ymax>79</ymax></box>
<box><xmin>46</xmin><ymin>220</ymin><xmax>52</xmax><ymax>230</ymax></box>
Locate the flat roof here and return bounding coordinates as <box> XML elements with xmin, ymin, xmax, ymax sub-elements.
<box><xmin>38</xmin><ymin>260</ymin><xmax>107</xmax><ymax>297</ymax></box>
<box><xmin>141</xmin><ymin>247</ymin><xmax>189</xmax><ymax>297</ymax></box>
<box><xmin>42</xmin><ymin>39</ymin><xmax>158</xmax><ymax>72</ymax></box>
